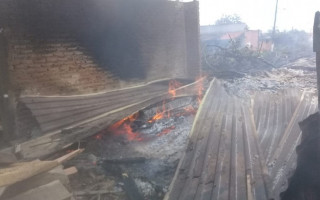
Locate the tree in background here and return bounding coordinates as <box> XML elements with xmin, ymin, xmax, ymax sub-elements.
<box><xmin>261</xmin><ymin>29</ymin><xmax>313</xmax><ymax>65</ymax></box>
<box><xmin>215</xmin><ymin>14</ymin><xmax>244</xmax><ymax>25</ymax></box>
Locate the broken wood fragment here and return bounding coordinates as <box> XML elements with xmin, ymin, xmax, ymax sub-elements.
<box><xmin>55</xmin><ymin>149</ymin><xmax>84</xmax><ymax>164</ymax></box>
<box><xmin>0</xmin><ymin>187</ymin><xmax>6</xmax><ymax>197</ymax></box>
<box><xmin>6</xmin><ymin>180</ymin><xmax>72</xmax><ymax>200</ymax></box>
<box><xmin>63</xmin><ymin>166</ymin><xmax>78</xmax><ymax>176</ymax></box>
<box><xmin>102</xmin><ymin>157</ymin><xmax>146</xmax><ymax>164</ymax></box>
<box><xmin>0</xmin><ymin>152</ymin><xmax>17</xmax><ymax>164</ymax></box>
<box><xmin>0</xmin><ymin>160</ymin><xmax>59</xmax><ymax>187</ymax></box>
<box><xmin>74</xmin><ymin>189</ymin><xmax>119</xmax><ymax>196</ymax></box>
<box><xmin>1</xmin><ymin>165</ymin><xmax>72</xmax><ymax>199</ymax></box>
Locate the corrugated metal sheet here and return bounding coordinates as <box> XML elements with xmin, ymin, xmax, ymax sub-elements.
<box><xmin>166</xmin><ymin>80</ymin><xmax>317</xmax><ymax>200</ymax></box>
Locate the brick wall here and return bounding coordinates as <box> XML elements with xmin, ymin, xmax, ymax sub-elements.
<box><xmin>7</xmin><ymin>37</ymin><xmax>123</xmax><ymax>95</ymax></box>
<box><xmin>0</xmin><ymin>0</ymin><xmax>200</xmax><ymax>96</ymax></box>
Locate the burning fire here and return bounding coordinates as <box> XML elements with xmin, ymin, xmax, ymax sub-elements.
<box><xmin>108</xmin><ymin>113</ymin><xmax>143</xmax><ymax>141</ymax></box>
<box><xmin>168</xmin><ymin>80</ymin><xmax>183</xmax><ymax>98</ymax></box>
<box><xmin>196</xmin><ymin>75</ymin><xmax>205</xmax><ymax>104</ymax></box>
<box><xmin>95</xmin><ymin>78</ymin><xmax>205</xmax><ymax>141</ymax></box>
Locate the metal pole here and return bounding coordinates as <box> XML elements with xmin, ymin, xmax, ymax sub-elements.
<box><xmin>313</xmin><ymin>11</ymin><xmax>320</xmax><ymax>109</ymax></box>
<box><xmin>272</xmin><ymin>0</ymin><xmax>279</xmax><ymax>39</ymax></box>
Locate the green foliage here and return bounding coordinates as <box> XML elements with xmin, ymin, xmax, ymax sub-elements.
<box><xmin>215</xmin><ymin>14</ymin><xmax>243</xmax><ymax>25</ymax></box>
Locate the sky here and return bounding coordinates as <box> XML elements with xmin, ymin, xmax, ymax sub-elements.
<box><xmin>199</xmin><ymin>0</ymin><xmax>320</xmax><ymax>32</ymax></box>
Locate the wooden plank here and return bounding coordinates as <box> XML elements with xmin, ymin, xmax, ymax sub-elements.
<box><xmin>63</xmin><ymin>167</ymin><xmax>78</xmax><ymax>176</ymax></box>
<box><xmin>0</xmin><ymin>152</ymin><xmax>17</xmax><ymax>164</ymax></box>
<box><xmin>0</xmin><ymin>187</ymin><xmax>6</xmax><ymax>197</ymax></box>
<box><xmin>0</xmin><ymin>28</ymin><xmax>15</xmax><ymax>141</ymax></box>
<box><xmin>1</xmin><ymin>165</ymin><xmax>71</xmax><ymax>199</ymax></box>
<box><xmin>0</xmin><ymin>160</ymin><xmax>59</xmax><ymax>187</ymax></box>
<box><xmin>6</xmin><ymin>180</ymin><xmax>71</xmax><ymax>200</ymax></box>
<box><xmin>55</xmin><ymin>149</ymin><xmax>84</xmax><ymax>164</ymax></box>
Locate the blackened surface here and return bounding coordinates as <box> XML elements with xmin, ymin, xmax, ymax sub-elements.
<box><xmin>281</xmin><ymin>112</ymin><xmax>320</xmax><ymax>200</ymax></box>
<box><xmin>0</xmin><ymin>0</ymin><xmax>200</xmax><ymax>81</ymax></box>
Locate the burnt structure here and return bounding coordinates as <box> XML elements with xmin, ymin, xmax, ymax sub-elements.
<box><xmin>0</xmin><ymin>0</ymin><xmax>200</xmax><ymax>140</ymax></box>
<box><xmin>0</xmin><ymin>0</ymin><xmax>200</xmax><ymax>95</ymax></box>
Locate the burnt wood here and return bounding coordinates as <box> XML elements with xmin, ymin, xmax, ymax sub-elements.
<box><xmin>0</xmin><ymin>28</ymin><xmax>15</xmax><ymax>141</ymax></box>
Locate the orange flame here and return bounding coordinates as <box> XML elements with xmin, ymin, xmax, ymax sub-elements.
<box><xmin>195</xmin><ymin>76</ymin><xmax>205</xmax><ymax>104</ymax></box>
<box><xmin>105</xmin><ymin>78</ymin><xmax>205</xmax><ymax>140</ymax></box>
<box><xmin>168</xmin><ymin>80</ymin><xmax>183</xmax><ymax>98</ymax></box>
<box><xmin>183</xmin><ymin>105</ymin><xmax>197</xmax><ymax>115</ymax></box>
<box><xmin>107</xmin><ymin>113</ymin><xmax>142</xmax><ymax>141</ymax></box>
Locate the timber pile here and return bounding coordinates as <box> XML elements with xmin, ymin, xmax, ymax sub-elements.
<box><xmin>165</xmin><ymin>79</ymin><xmax>317</xmax><ymax>200</ymax></box>
<box><xmin>0</xmin><ymin>149</ymin><xmax>83</xmax><ymax>200</ymax></box>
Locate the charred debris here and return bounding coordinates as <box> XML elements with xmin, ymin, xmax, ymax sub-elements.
<box><xmin>0</xmin><ymin>1</ymin><xmax>320</xmax><ymax>200</ymax></box>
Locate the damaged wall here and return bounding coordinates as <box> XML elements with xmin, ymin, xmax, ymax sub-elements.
<box><xmin>0</xmin><ymin>0</ymin><xmax>200</xmax><ymax>96</ymax></box>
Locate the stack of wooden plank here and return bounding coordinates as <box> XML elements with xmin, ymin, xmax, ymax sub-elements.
<box><xmin>0</xmin><ymin>149</ymin><xmax>83</xmax><ymax>200</ymax></box>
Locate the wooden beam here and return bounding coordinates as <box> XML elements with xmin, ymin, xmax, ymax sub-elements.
<box><xmin>0</xmin><ymin>28</ymin><xmax>15</xmax><ymax>141</ymax></box>
<box><xmin>0</xmin><ymin>151</ymin><xmax>17</xmax><ymax>164</ymax></box>
<box><xmin>55</xmin><ymin>149</ymin><xmax>84</xmax><ymax>164</ymax></box>
<box><xmin>6</xmin><ymin>180</ymin><xmax>72</xmax><ymax>200</ymax></box>
<box><xmin>63</xmin><ymin>166</ymin><xmax>78</xmax><ymax>176</ymax></box>
<box><xmin>0</xmin><ymin>160</ymin><xmax>59</xmax><ymax>187</ymax></box>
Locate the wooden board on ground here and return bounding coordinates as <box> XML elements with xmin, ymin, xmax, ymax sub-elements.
<box><xmin>63</xmin><ymin>167</ymin><xmax>78</xmax><ymax>176</ymax></box>
<box><xmin>0</xmin><ymin>160</ymin><xmax>58</xmax><ymax>187</ymax></box>
<box><xmin>0</xmin><ymin>152</ymin><xmax>17</xmax><ymax>164</ymax></box>
<box><xmin>6</xmin><ymin>180</ymin><xmax>71</xmax><ymax>200</ymax></box>
<box><xmin>1</xmin><ymin>165</ymin><xmax>71</xmax><ymax>199</ymax></box>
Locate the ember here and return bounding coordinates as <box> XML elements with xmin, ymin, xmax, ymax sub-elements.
<box><xmin>196</xmin><ymin>75</ymin><xmax>206</xmax><ymax>103</ymax></box>
<box><xmin>96</xmin><ymin>79</ymin><xmax>205</xmax><ymax>141</ymax></box>
<box><xmin>168</xmin><ymin>80</ymin><xmax>183</xmax><ymax>98</ymax></box>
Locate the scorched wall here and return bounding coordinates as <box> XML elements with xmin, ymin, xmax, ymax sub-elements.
<box><xmin>0</xmin><ymin>0</ymin><xmax>200</xmax><ymax>96</ymax></box>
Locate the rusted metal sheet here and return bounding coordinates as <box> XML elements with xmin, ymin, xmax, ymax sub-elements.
<box><xmin>166</xmin><ymin>79</ymin><xmax>317</xmax><ymax>200</ymax></box>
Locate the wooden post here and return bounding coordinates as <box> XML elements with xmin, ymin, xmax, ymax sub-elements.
<box><xmin>0</xmin><ymin>28</ymin><xmax>15</xmax><ymax>141</ymax></box>
<box><xmin>314</xmin><ymin>11</ymin><xmax>320</xmax><ymax>110</ymax></box>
